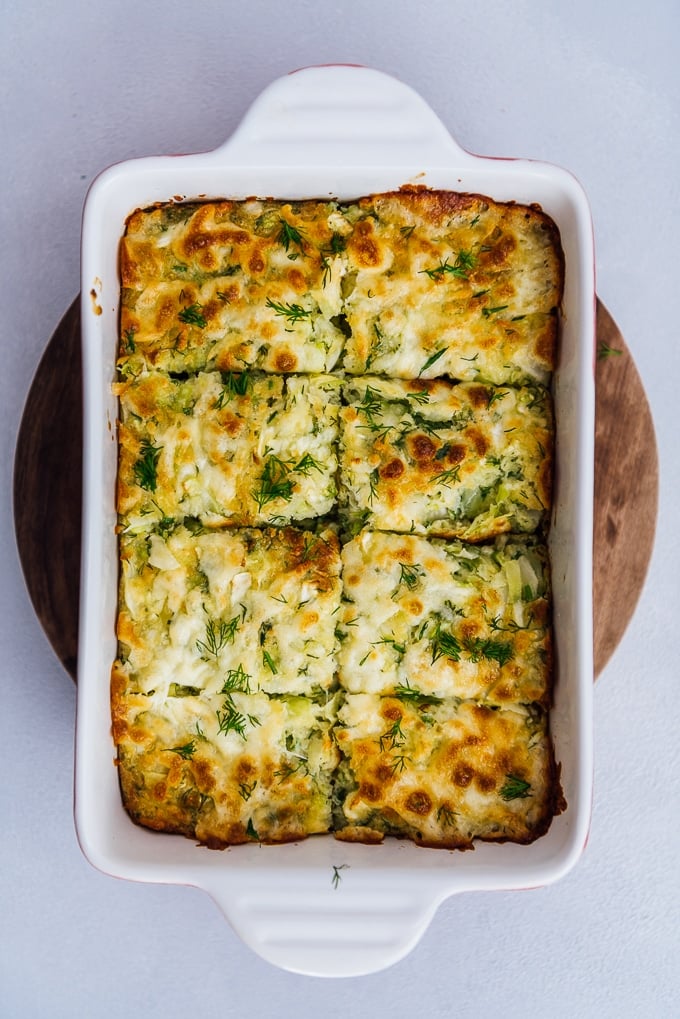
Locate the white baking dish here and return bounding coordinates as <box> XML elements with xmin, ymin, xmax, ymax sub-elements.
<box><xmin>76</xmin><ymin>65</ymin><xmax>595</xmax><ymax>978</ymax></box>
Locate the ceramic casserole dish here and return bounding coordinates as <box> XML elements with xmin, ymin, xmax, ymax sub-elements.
<box><xmin>76</xmin><ymin>65</ymin><xmax>595</xmax><ymax>977</ymax></box>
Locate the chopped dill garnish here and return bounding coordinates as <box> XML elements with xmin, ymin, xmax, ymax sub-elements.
<box><xmin>165</xmin><ymin>740</ymin><xmax>196</xmax><ymax>760</ymax></box>
<box><xmin>252</xmin><ymin>455</ymin><xmax>294</xmax><ymax>509</ymax></box>
<box><xmin>265</xmin><ymin>296</ymin><xmax>314</xmax><ymax>325</ymax></box>
<box><xmin>431</xmin><ymin>465</ymin><xmax>461</xmax><ymax>487</ymax></box>
<box><xmin>196</xmin><ymin>616</ymin><xmax>241</xmax><ymax>661</ymax></box>
<box><xmin>418</xmin><ymin>347</ymin><xmax>448</xmax><ymax>376</ymax></box>
<box><xmin>238</xmin><ymin>780</ymin><xmax>257</xmax><ymax>802</ymax></box>
<box><xmin>214</xmin><ymin>371</ymin><xmax>251</xmax><ymax>408</ymax></box>
<box><xmin>331</xmin><ymin>863</ymin><xmax>349</xmax><ymax>889</ymax></box>
<box><xmin>278</xmin><ymin>219</ymin><xmax>306</xmax><ymax>253</ymax></box>
<box><xmin>394</xmin><ymin>561</ymin><xmax>424</xmax><ymax>594</ymax></box>
<box><xmin>463</xmin><ymin>636</ymin><xmax>514</xmax><ymax>667</ymax></box>
<box><xmin>394</xmin><ymin>681</ymin><xmax>443</xmax><ymax>707</ymax></box>
<box><xmin>178</xmin><ymin>302</ymin><xmax>207</xmax><ymax>327</ymax></box>
<box><xmin>132</xmin><ymin>439</ymin><xmax>162</xmax><ymax>492</ymax></box>
<box><xmin>436</xmin><ymin>805</ymin><xmax>457</xmax><ymax>827</ymax></box>
<box><xmin>216</xmin><ymin>700</ymin><xmax>248</xmax><ymax>739</ymax></box>
<box><xmin>262</xmin><ymin>650</ymin><xmax>278</xmax><ymax>674</ymax></box>
<box><xmin>430</xmin><ymin>624</ymin><xmax>513</xmax><ymax>667</ymax></box>
<box><xmin>597</xmin><ymin>341</ymin><xmax>623</xmax><ymax>360</ymax></box>
<box><xmin>500</xmin><ymin>774</ymin><xmax>532</xmax><ymax>800</ymax></box>
<box><xmin>220</xmin><ymin>663</ymin><xmax>251</xmax><ymax>695</ymax></box>
<box><xmin>420</xmin><ymin>250</ymin><xmax>475</xmax><ymax>280</ymax></box>
<box><xmin>430</xmin><ymin>626</ymin><xmax>463</xmax><ymax>664</ymax></box>
<box><xmin>293</xmin><ymin>452</ymin><xmax>324</xmax><ymax>476</ymax></box>
<box><xmin>246</xmin><ymin>817</ymin><xmax>260</xmax><ymax>840</ymax></box>
<box><xmin>367</xmin><ymin>467</ymin><xmax>380</xmax><ymax>504</ymax></box>
<box><xmin>378</xmin><ymin>718</ymin><xmax>406</xmax><ymax>752</ymax></box>
<box><xmin>389</xmin><ymin>754</ymin><xmax>409</xmax><ymax>775</ymax></box>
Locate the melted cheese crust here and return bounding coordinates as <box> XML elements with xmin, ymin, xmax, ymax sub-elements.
<box><xmin>334</xmin><ymin>695</ymin><xmax>556</xmax><ymax>848</ymax></box>
<box><xmin>117</xmin><ymin>372</ymin><xmax>341</xmax><ymax>530</ymax></box>
<box><xmin>341</xmin><ymin>190</ymin><xmax>563</xmax><ymax>385</ymax></box>
<box><xmin>119</xmin><ymin>200</ymin><xmax>350</xmax><ymax>376</ymax></box>
<box><xmin>339</xmin><ymin>376</ymin><xmax>552</xmax><ymax>539</ymax></box>
<box><xmin>115</xmin><ymin>526</ymin><xmax>341</xmax><ymax>698</ymax></box>
<box><xmin>113</xmin><ymin>190</ymin><xmax>563</xmax><ymax>849</ymax></box>
<box><xmin>338</xmin><ymin>532</ymin><xmax>551</xmax><ymax>706</ymax></box>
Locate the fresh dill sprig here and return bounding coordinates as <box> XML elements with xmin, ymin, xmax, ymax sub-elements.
<box><xmin>265</xmin><ymin>296</ymin><xmax>314</xmax><ymax>326</ymax></box>
<box><xmin>214</xmin><ymin>371</ymin><xmax>251</xmax><ymax>408</ymax></box>
<box><xmin>293</xmin><ymin>452</ymin><xmax>324</xmax><ymax>476</ymax></box>
<box><xmin>367</xmin><ymin>467</ymin><xmax>380</xmax><ymax>505</ymax></box>
<box><xmin>378</xmin><ymin>718</ymin><xmax>406</xmax><ymax>752</ymax></box>
<box><xmin>463</xmin><ymin>636</ymin><xmax>514</xmax><ymax>667</ymax></box>
<box><xmin>430</xmin><ymin>624</ymin><xmax>513</xmax><ymax>667</ymax></box>
<box><xmin>178</xmin><ymin>302</ymin><xmax>207</xmax><ymax>327</ymax></box>
<box><xmin>216</xmin><ymin>663</ymin><xmax>260</xmax><ymax>741</ymax></box>
<box><xmin>278</xmin><ymin>219</ymin><xmax>306</xmax><ymax>253</ymax></box>
<box><xmin>394</xmin><ymin>680</ymin><xmax>443</xmax><ymax>707</ymax></box>
<box><xmin>420</xmin><ymin>250</ymin><xmax>475</xmax><ymax>281</ymax></box>
<box><xmin>418</xmin><ymin>347</ymin><xmax>448</xmax><ymax>376</ymax></box>
<box><xmin>597</xmin><ymin>341</ymin><xmax>623</xmax><ymax>360</ymax></box>
<box><xmin>431</xmin><ymin>465</ymin><xmax>461</xmax><ymax>488</ymax></box>
<box><xmin>196</xmin><ymin>616</ymin><xmax>241</xmax><ymax>661</ymax></box>
<box><xmin>356</xmin><ymin>385</ymin><xmax>385</xmax><ymax>429</ymax></box>
<box><xmin>262</xmin><ymin>650</ymin><xmax>278</xmax><ymax>674</ymax></box>
<box><xmin>165</xmin><ymin>740</ymin><xmax>196</xmax><ymax>760</ymax></box>
<box><xmin>371</xmin><ymin>636</ymin><xmax>406</xmax><ymax>662</ymax></box>
<box><xmin>389</xmin><ymin>754</ymin><xmax>409</xmax><ymax>775</ymax></box>
<box><xmin>430</xmin><ymin>625</ymin><xmax>463</xmax><ymax>664</ymax></box>
<box><xmin>252</xmin><ymin>455</ymin><xmax>294</xmax><ymax>509</ymax></box>
<box><xmin>133</xmin><ymin>439</ymin><xmax>162</xmax><ymax>492</ymax></box>
<box><xmin>500</xmin><ymin>774</ymin><xmax>532</xmax><ymax>800</ymax></box>
<box><xmin>238</xmin><ymin>780</ymin><xmax>257</xmax><ymax>802</ymax></box>
<box><xmin>216</xmin><ymin>700</ymin><xmax>248</xmax><ymax>739</ymax></box>
<box><xmin>405</xmin><ymin>388</ymin><xmax>430</xmax><ymax>406</ymax></box>
<box><xmin>331</xmin><ymin>863</ymin><xmax>349</xmax><ymax>889</ymax></box>
<box><xmin>246</xmin><ymin>817</ymin><xmax>260</xmax><ymax>840</ymax></box>
<box><xmin>220</xmin><ymin>663</ymin><xmax>251</xmax><ymax>695</ymax></box>
<box><xmin>436</xmin><ymin>805</ymin><xmax>457</xmax><ymax>827</ymax></box>
<box><xmin>393</xmin><ymin>561</ymin><xmax>424</xmax><ymax>595</ymax></box>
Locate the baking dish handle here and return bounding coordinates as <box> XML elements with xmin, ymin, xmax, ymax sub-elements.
<box><xmin>211</xmin><ymin>65</ymin><xmax>469</xmax><ymax>168</ymax></box>
<box><xmin>205</xmin><ymin>876</ymin><xmax>443</xmax><ymax>977</ymax></box>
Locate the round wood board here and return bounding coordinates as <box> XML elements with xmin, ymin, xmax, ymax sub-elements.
<box><xmin>13</xmin><ymin>298</ymin><xmax>658</xmax><ymax>682</ymax></box>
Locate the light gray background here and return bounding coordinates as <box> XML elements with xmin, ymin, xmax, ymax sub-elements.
<box><xmin>2</xmin><ymin>2</ymin><xmax>678</xmax><ymax>1016</ymax></box>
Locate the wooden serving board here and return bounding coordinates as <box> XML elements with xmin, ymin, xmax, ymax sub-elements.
<box><xmin>13</xmin><ymin>298</ymin><xmax>658</xmax><ymax>682</ymax></box>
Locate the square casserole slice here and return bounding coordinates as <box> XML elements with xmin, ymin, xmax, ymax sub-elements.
<box><xmin>339</xmin><ymin>376</ymin><xmax>552</xmax><ymax>540</ymax></box>
<box><xmin>333</xmin><ymin>694</ymin><xmax>559</xmax><ymax>849</ymax></box>
<box><xmin>340</xmin><ymin>189</ymin><xmax>563</xmax><ymax>385</ymax></box>
<box><xmin>118</xmin><ymin>199</ymin><xmax>350</xmax><ymax>377</ymax></box>
<box><xmin>112</xmin><ymin>687</ymin><xmax>340</xmax><ymax>845</ymax></box>
<box><xmin>338</xmin><ymin>531</ymin><xmax>551</xmax><ymax>706</ymax></box>
<box><xmin>116</xmin><ymin>371</ymin><xmax>341</xmax><ymax>530</ymax></box>
<box><xmin>114</xmin><ymin>525</ymin><xmax>341</xmax><ymax>699</ymax></box>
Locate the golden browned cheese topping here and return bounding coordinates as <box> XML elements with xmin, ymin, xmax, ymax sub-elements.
<box><xmin>337</xmin><ymin>532</ymin><xmax>552</xmax><ymax>707</ymax></box>
<box><xmin>341</xmin><ymin>190</ymin><xmax>563</xmax><ymax>386</ymax></box>
<box><xmin>334</xmin><ymin>696</ymin><xmax>557</xmax><ymax>848</ymax></box>
<box><xmin>113</xmin><ymin>190</ymin><xmax>563</xmax><ymax>849</ymax></box>
<box><xmin>339</xmin><ymin>376</ymin><xmax>553</xmax><ymax>540</ymax></box>
<box><xmin>119</xmin><ymin>199</ymin><xmax>351</xmax><ymax>377</ymax></box>
<box><xmin>116</xmin><ymin>371</ymin><xmax>341</xmax><ymax>531</ymax></box>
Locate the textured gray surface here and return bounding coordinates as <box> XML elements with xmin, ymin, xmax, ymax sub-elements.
<box><xmin>2</xmin><ymin>1</ymin><xmax>678</xmax><ymax>1015</ymax></box>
